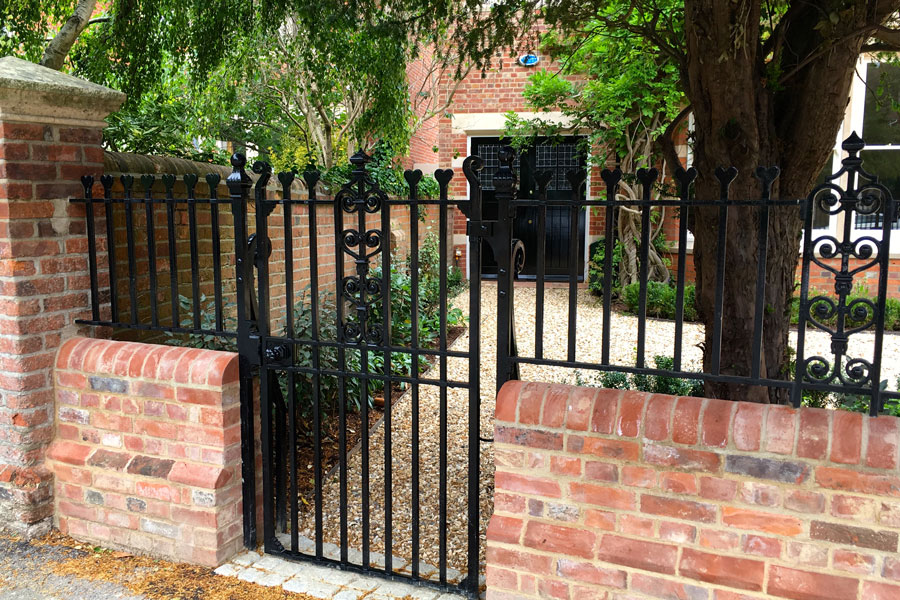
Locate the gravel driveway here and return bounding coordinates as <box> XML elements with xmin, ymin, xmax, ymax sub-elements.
<box><xmin>295</xmin><ymin>283</ymin><xmax>900</xmax><ymax>578</ymax></box>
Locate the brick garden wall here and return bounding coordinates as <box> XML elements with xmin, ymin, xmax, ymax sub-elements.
<box><xmin>46</xmin><ymin>337</ymin><xmax>243</xmax><ymax>567</ymax></box>
<box><xmin>487</xmin><ymin>381</ymin><xmax>900</xmax><ymax>600</ymax></box>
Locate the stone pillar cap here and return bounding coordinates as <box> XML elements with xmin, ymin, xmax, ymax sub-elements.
<box><xmin>0</xmin><ymin>56</ymin><xmax>126</xmax><ymax>127</ymax></box>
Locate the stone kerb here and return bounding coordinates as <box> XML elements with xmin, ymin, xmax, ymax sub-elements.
<box><xmin>487</xmin><ymin>380</ymin><xmax>900</xmax><ymax>600</ymax></box>
<box><xmin>0</xmin><ymin>56</ymin><xmax>125</xmax><ymax>536</ymax></box>
<box><xmin>47</xmin><ymin>337</ymin><xmax>243</xmax><ymax>567</ymax></box>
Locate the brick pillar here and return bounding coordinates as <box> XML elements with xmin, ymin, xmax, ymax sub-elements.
<box><xmin>0</xmin><ymin>56</ymin><xmax>125</xmax><ymax>536</ymax></box>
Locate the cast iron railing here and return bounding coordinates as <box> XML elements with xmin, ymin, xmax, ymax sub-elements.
<box><xmin>479</xmin><ymin>133</ymin><xmax>900</xmax><ymax>416</ymax></box>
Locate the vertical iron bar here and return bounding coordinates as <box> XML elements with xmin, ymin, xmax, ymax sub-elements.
<box><xmin>227</xmin><ymin>153</ymin><xmax>256</xmax><ymax>548</ymax></box>
<box><xmin>304</xmin><ymin>169</ymin><xmax>324</xmax><ymax>558</ymax></box>
<box><xmin>534</xmin><ymin>172</ymin><xmax>551</xmax><ymax>360</ymax></box>
<box><xmin>635</xmin><ymin>169</ymin><xmax>658</xmax><ymax>369</ymax></box>
<box><xmin>252</xmin><ymin>165</ymin><xmax>286</xmax><ymax>536</ymax></box>
<box><xmin>288</xmin><ymin>368</ymin><xmax>298</xmax><ymax>552</ymax></box>
<box><xmin>792</xmin><ymin>194</ymin><xmax>815</xmax><ymax>408</ymax></box>
<box><xmin>355</xmin><ymin>159</ymin><xmax>370</xmax><ymax>570</ymax></box>
<box><xmin>280</xmin><ymin>172</ymin><xmax>298</xmax><ymax>551</ymax></box>
<box><xmin>254</xmin><ymin>164</ymin><xmax>275</xmax><ymax>550</ymax></box>
<box><xmin>751</xmin><ymin>167</ymin><xmax>778</xmax><ymax>379</ymax></box>
<box><xmin>101</xmin><ymin>176</ymin><xmax>118</xmax><ymax>323</ymax></box>
<box><xmin>281</xmin><ymin>173</ymin><xmax>296</xmax><ymax>339</ymax></box>
<box><xmin>163</xmin><ymin>176</ymin><xmax>179</xmax><ymax>328</ymax></box>
<box><xmin>380</xmin><ymin>173</ymin><xmax>399</xmax><ymax>575</ymax></box>
<box><xmin>600</xmin><ymin>169</ymin><xmax>621</xmax><ymax>366</ymax></box>
<box><xmin>187</xmin><ymin>176</ymin><xmax>201</xmax><ymax>330</ymax></box>
<box><xmin>334</xmin><ymin>171</ymin><xmax>349</xmax><ymax>564</ymax></box>
<box><xmin>463</xmin><ymin>155</ymin><xmax>483</xmax><ymax>597</ymax></box>
<box><xmin>81</xmin><ymin>176</ymin><xmax>100</xmax><ymax>321</ymax></box>
<box><xmin>433</xmin><ymin>169</ymin><xmax>453</xmax><ymax>580</ymax></box>
<box><xmin>141</xmin><ymin>175</ymin><xmax>159</xmax><ymax>327</ymax></box>
<box><xmin>122</xmin><ymin>176</ymin><xmax>138</xmax><ymax>325</ymax></box>
<box><xmin>672</xmin><ymin>168</ymin><xmax>696</xmax><ymax>371</ymax></box>
<box><xmin>494</xmin><ymin>146</ymin><xmax>517</xmax><ymax>391</ymax></box>
<box><xmin>870</xmin><ymin>193</ymin><xmax>894</xmax><ymax>415</ymax></box>
<box><xmin>565</xmin><ymin>169</ymin><xmax>584</xmax><ymax>363</ymax></box>
<box><xmin>207</xmin><ymin>174</ymin><xmax>224</xmax><ymax>331</ymax></box>
<box><xmin>710</xmin><ymin>167</ymin><xmax>736</xmax><ymax>376</ymax></box>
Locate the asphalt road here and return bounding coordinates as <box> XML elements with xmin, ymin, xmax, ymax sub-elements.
<box><xmin>0</xmin><ymin>537</ymin><xmax>147</xmax><ymax>600</ymax></box>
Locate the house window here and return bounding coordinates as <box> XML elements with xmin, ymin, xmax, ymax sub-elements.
<box><xmin>850</xmin><ymin>59</ymin><xmax>900</xmax><ymax>232</ymax></box>
<box><xmin>814</xmin><ymin>57</ymin><xmax>900</xmax><ymax>243</ymax></box>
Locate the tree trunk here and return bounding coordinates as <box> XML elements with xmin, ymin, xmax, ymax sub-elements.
<box><xmin>40</xmin><ymin>0</ymin><xmax>97</xmax><ymax>70</ymax></box>
<box><xmin>681</xmin><ymin>0</ymin><xmax>880</xmax><ymax>402</ymax></box>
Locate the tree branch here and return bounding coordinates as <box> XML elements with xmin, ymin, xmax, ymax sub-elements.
<box><xmin>40</xmin><ymin>0</ymin><xmax>97</xmax><ymax>70</ymax></box>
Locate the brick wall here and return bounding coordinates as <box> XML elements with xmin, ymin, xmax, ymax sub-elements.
<box><xmin>487</xmin><ymin>381</ymin><xmax>900</xmax><ymax>600</ymax></box>
<box><xmin>46</xmin><ymin>337</ymin><xmax>243</xmax><ymax>567</ymax></box>
<box><xmin>0</xmin><ymin>56</ymin><xmax>125</xmax><ymax>535</ymax></box>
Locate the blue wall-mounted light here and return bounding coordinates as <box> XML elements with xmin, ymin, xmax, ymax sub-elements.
<box><xmin>518</xmin><ymin>54</ymin><xmax>539</xmax><ymax>67</ymax></box>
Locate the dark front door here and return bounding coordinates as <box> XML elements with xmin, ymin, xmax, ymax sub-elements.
<box><xmin>471</xmin><ymin>137</ymin><xmax>587</xmax><ymax>279</ymax></box>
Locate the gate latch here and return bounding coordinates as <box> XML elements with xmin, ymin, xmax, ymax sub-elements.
<box><xmin>264</xmin><ymin>343</ymin><xmax>292</xmax><ymax>366</ymax></box>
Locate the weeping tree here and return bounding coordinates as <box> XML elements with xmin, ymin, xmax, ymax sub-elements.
<box><xmin>503</xmin><ymin>13</ymin><xmax>683</xmax><ymax>287</ymax></box>
<box><xmin>3</xmin><ymin>0</ymin><xmax>466</xmax><ymax>168</ymax></box>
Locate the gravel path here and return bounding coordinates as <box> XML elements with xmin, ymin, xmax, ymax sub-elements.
<box><xmin>295</xmin><ymin>283</ymin><xmax>900</xmax><ymax>577</ymax></box>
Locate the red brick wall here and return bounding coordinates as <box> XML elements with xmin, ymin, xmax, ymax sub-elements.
<box><xmin>46</xmin><ymin>337</ymin><xmax>243</xmax><ymax>567</ymax></box>
<box><xmin>0</xmin><ymin>66</ymin><xmax>122</xmax><ymax>535</ymax></box>
<box><xmin>488</xmin><ymin>381</ymin><xmax>900</xmax><ymax>600</ymax></box>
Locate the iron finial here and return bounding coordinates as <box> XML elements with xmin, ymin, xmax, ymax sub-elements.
<box><xmin>349</xmin><ymin>151</ymin><xmax>371</xmax><ymax>166</ymax></box>
<box><xmin>842</xmin><ymin>132</ymin><xmax>865</xmax><ymax>155</ymax></box>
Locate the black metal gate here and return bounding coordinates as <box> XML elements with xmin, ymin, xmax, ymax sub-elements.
<box><xmin>231</xmin><ymin>152</ymin><xmax>485</xmax><ymax>596</ymax></box>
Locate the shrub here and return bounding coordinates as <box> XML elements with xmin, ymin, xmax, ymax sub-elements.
<box><xmin>588</xmin><ymin>238</ymin><xmax>623</xmax><ymax>296</ymax></box>
<box><xmin>622</xmin><ymin>281</ymin><xmax>698</xmax><ymax>321</ymax></box>
<box><xmin>574</xmin><ymin>355</ymin><xmax>703</xmax><ymax>397</ymax></box>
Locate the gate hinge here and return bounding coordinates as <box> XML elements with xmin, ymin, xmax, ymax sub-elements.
<box><xmin>467</xmin><ymin>220</ymin><xmax>494</xmax><ymax>238</ymax></box>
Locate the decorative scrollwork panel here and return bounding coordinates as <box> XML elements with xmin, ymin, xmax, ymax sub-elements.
<box><xmin>795</xmin><ymin>132</ymin><xmax>896</xmax><ymax>408</ymax></box>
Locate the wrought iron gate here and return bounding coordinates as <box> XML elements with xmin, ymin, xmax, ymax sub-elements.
<box><xmin>72</xmin><ymin>132</ymin><xmax>900</xmax><ymax>600</ymax></box>
<box><xmin>231</xmin><ymin>152</ymin><xmax>486</xmax><ymax>596</ymax></box>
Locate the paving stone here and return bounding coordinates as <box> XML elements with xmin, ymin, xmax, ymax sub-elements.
<box><xmin>256</xmin><ymin>572</ymin><xmax>289</xmax><ymax>587</ymax></box>
<box><xmin>322</xmin><ymin>542</ymin><xmax>341</xmax><ymax>560</ymax></box>
<box><xmin>283</xmin><ymin>578</ymin><xmax>341</xmax><ymax>598</ymax></box>
<box><xmin>371</xmin><ymin>580</ymin><xmax>440</xmax><ymax>599</ymax></box>
<box><xmin>231</xmin><ymin>551</ymin><xmax>262</xmax><ymax>566</ymax></box>
<box><xmin>345</xmin><ymin>575</ymin><xmax>380</xmax><ymax>592</ymax></box>
<box><xmin>294</xmin><ymin>563</ymin><xmax>360</xmax><ymax>587</ymax></box>
<box><xmin>213</xmin><ymin>563</ymin><xmax>240</xmax><ymax>577</ymax></box>
<box><xmin>338</xmin><ymin>547</ymin><xmax>363</xmax><ymax>564</ymax></box>
<box><xmin>398</xmin><ymin>561</ymin><xmax>437</xmax><ymax>578</ymax></box>
<box><xmin>235</xmin><ymin>568</ymin><xmax>266</xmax><ymax>584</ymax></box>
<box><xmin>253</xmin><ymin>555</ymin><xmax>290</xmax><ymax>571</ymax></box>
<box><xmin>426</xmin><ymin>568</ymin><xmax>463</xmax><ymax>584</ymax></box>
<box><xmin>332</xmin><ymin>591</ymin><xmax>365</xmax><ymax>600</ymax></box>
